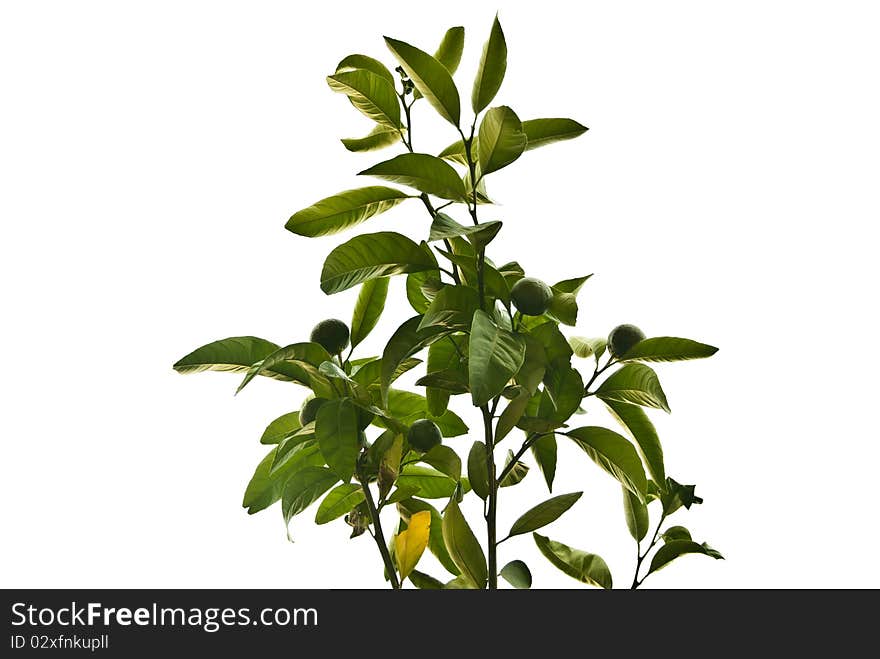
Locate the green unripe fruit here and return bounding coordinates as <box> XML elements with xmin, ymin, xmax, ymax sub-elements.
<box><xmin>407</xmin><ymin>419</ymin><xmax>442</xmax><ymax>453</ymax></box>
<box><xmin>310</xmin><ymin>318</ymin><xmax>350</xmax><ymax>355</ymax></box>
<box><xmin>510</xmin><ymin>277</ymin><xmax>553</xmax><ymax>316</ymax></box>
<box><xmin>299</xmin><ymin>397</ymin><xmax>329</xmax><ymax>426</ymax></box>
<box><xmin>608</xmin><ymin>324</ymin><xmax>646</xmax><ymax>358</ymax></box>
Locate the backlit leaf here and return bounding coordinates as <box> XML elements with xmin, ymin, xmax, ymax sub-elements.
<box><xmin>321</xmin><ymin>231</ymin><xmax>438</xmax><ymax>295</ymax></box>
<box><xmin>533</xmin><ymin>533</ymin><xmax>612</xmax><ymax>589</ymax></box>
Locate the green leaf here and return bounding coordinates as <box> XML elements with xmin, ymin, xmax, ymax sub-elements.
<box><xmin>414</xmin><ymin>369</ymin><xmax>469</xmax><ymax>394</ymax></box>
<box><xmin>604</xmin><ymin>399</ymin><xmax>665</xmax><ymax>484</ymax></box>
<box><xmin>315</xmin><ymin>483</ymin><xmax>365</xmax><ymax>524</ymax></box>
<box><xmin>477</xmin><ymin>106</ymin><xmax>526</xmax><ymax>176</ymax></box>
<box><xmin>500</xmin><ymin>560</ymin><xmax>532</xmax><ymax>589</ymax></box>
<box><xmin>622</xmin><ymin>486</ymin><xmax>649</xmax><ymax>542</ymax></box>
<box><xmin>380</xmin><ymin>316</ymin><xmax>448</xmax><ymax>405</ymax></box>
<box><xmin>531</xmin><ymin>434</ymin><xmax>558</xmax><ymax>492</ymax></box>
<box><xmin>428</xmin><ymin>213</ymin><xmax>502</xmax><ymax>250</ymax></box>
<box><xmin>242</xmin><ymin>444</ymin><xmax>324</xmax><ymax>515</ymax></box>
<box><xmin>282</xmin><ymin>466</ymin><xmax>340</xmax><ymax>526</ymax></box>
<box><xmin>315</xmin><ymin>398</ymin><xmax>360</xmax><ymax>483</ymax></box>
<box><xmin>395</xmin><ymin>509</ymin><xmax>432</xmax><ymax>581</ymax></box>
<box><xmin>350</xmin><ymin>277</ymin><xmax>390</xmax><ymax>349</ymax></box>
<box><xmin>409</xmin><ymin>570</ymin><xmax>445</xmax><ymax>590</ymax></box>
<box><xmin>397</xmin><ymin>498</ymin><xmax>460</xmax><ymax>576</ymax></box>
<box><xmin>335</xmin><ymin>54</ymin><xmax>395</xmax><ymax>83</ymax></box>
<box><xmin>516</xmin><ymin>335</ymin><xmax>547</xmax><ymax>395</ymax></box>
<box><xmin>419</xmin><ymin>285</ymin><xmax>480</xmax><ymax>331</ymax></box>
<box><xmin>621</xmin><ymin>337</ymin><xmax>719</xmax><ymax>362</ymax></box>
<box><xmin>318</xmin><ymin>360</ymin><xmax>351</xmax><ymax>382</ymax></box>
<box><xmin>405</xmin><ymin>270</ymin><xmax>442</xmax><ymax>314</ymax></box>
<box><xmin>360</xmin><ymin>153</ymin><xmax>467</xmax><ymax>202</ymax></box>
<box><xmin>270</xmin><ymin>430</ymin><xmax>316</xmax><ymax>475</ymax></box>
<box><xmin>500</xmin><ymin>450</ymin><xmax>529</xmax><ymax>487</ymax></box>
<box><xmin>320</xmin><ymin>231</ymin><xmax>438</xmax><ymax>295</ymax></box>
<box><xmin>174</xmin><ymin>336</ymin><xmax>281</xmax><ymax>377</ymax></box>
<box><xmin>522</xmin><ymin>118</ymin><xmax>589</xmax><ymax>151</ymax></box>
<box><xmin>566</xmin><ymin>426</ymin><xmax>648</xmax><ymax>503</ymax></box>
<box><xmin>508</xmin><ymin>492</ymin><xmax>583</xmax><ymax>538</ymax></box>
<box><xmin>442</xmin><ymin>498</ymin><xmax>488</xmax><ymax>588</ymax></box>
<box><xmin>661</xmin><ymin>478</ymin><xmax>704</xmax><ymax>515</ymax></box>
<box><xmin>385</xmin><ymin>485</ymin><xmax>420</xmax><ymax>504</ymax></box>
<box><xmin>397</xmin><ymin>466</ymin><xmax>458</xmax><ymax>499</ymax></box>
<box><xmin>351</xmin><ymin>356</ymin><xmax>421</xmax><ymax>389</ymax></box>
<box><xmin>472</xmin><ymin>15</ymin><xmax>507</xmax><ymax>113</ymax></box>
<box><xmin>596</xmin><ymin>363</ymin><xmax>670</xmax><ymax>413</ymax></box>
<box><xmin>661</xmin><ymin>526</ymin><xmax>692</xmax><ymax>543</ymax></box>
<box><xmin>569</xmin><ymin>336</ymin><xmax>607</xmax><ymax>361</ymax></box>
<box><xmin>468</xmin><ymin>310</ymin><xmax>526</xmax><ymax>407</ymax></box>
<box><xmin>529</xmin><ymin>321</ymin><xmax>573</xmax><ymax>368</ymax></box>
<box><xmin>495</xmin><ymin>387</ymin><xmax>531</xmax><ymax>443</ymax></box>
<box><xmin>437</xmin><ymin>138</ymin><xmax>469</xmax><ymax>166</ymax></box>
<box><xmin>425</xmin><ymin>334</ymin><xmax>467</xmax><ymax>416</ymax></box>
<box><xmin>384</xmin><ymin>36</ymin><xmax>461</xmax><ymax>126</ymax></box>
<box><xmin>546</xmin><ymin>275</ymin><xmax>592</xmax><ymax>327</ymax></box>
<box><xmin>420</xmin><ymin>445</ymin><xmax>462</xmax><ymax>481</ymax></box>
<box><xmin>467</xmin><ymin>442</ymin><xmax>490</xmax><ymax>500</ymax></box>
<box><xmin>340</xmin><ymin>124</ymin><xmax>402</xmax><ymax>152</ymax></box>
<box><xmin>412</xmin><ymin>26</ymin><xmax>465</xmax><ymax>103</ymax></box>
<box><xmin>326</xmin><ymin>69</ymin><xmax>402</xmax><ymax>129</ymax></box>
<box><xmin>516</xmin><ymin>416</ymin><xmax>563</xmax><ymax>434</ymax></box>
<box><xmin>434</xmin><ymin>26</ymin><xmax>465</xmax><ymax>73</ymax></box>
<box><xmin>539</xmin><ymin>365</ymin><xmax>584</xmax><ymax>423</ymax></box>
<box><xmin>259</xmin><ymin>411</ymin><xmax>302</xmax><ymax>445</ymax></box>
<box><xmin>465</xmin><ymin>171</ymin><xmax>494</xmax><ymax>205</ymax></box>
<box><xmin>235</xmin><ymin>342</ymin><xmax>331</xmax><ymax>395</ymax></box>
<box><xmin>444</xmin><ymin>576</ymin><xmax>478</xmax><ymax>589</ymax></box>
<box><xmin>533</xmin><ymin>533</ymin><xmax>612</xmax><ymax>589</ymax></box>
<box><xmin>649</xmin><ymin>540</ymin><xmax>724</xmax><ymax>574</ymax></box>
<box><xmin>383</xmin><ymin>389</ymin><xmax>468</xmax><ymax>437</ymax></box>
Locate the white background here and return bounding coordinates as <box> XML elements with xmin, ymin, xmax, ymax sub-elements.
<box><xmin>2</xmin><ymin>1</ymin><xmax>878</xmax><ymax>589</ymax></box>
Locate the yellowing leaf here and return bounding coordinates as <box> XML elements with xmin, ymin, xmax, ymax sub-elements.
<box><xmin>395</xmin><ymin>510</ymin><xmax>432</xmax><ymax>581</ymax></box>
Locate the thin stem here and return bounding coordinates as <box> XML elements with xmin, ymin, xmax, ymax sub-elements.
<box><xmin>359</xmin><ymin>469</ymin><xmax>400</xmax><ymax>590</ymax></box>
<box><xmin>436</xmin><ymin>265</ymin><xmax>458</xmax><ymax>281</ymax></box>
<box><xmin>631</xmin><ymin>511</ymin><xmax>667</xmax><ymax>589</ymax></box>
<box><xmin>460</xmin><ymin>130</ymin><xmax>485</xmax><ymax>312</ymax></box>
<box><xmin>400</xmin><ymin>89</ymin><xmax>472</xmax><ymax>295</ymax></box>
<box><xmin>400</xmin><ymin>94</ymin><xmax>414</xmax><ymax>151</ymax></box>
<box><xmin>481</xmin><ymin>405</ymin><xmax>498</xmax><ymax>589</ymax></box>
<box><xmin>583</xmin><ymin>355</ymin><xmax>616</xmax><ymax>396</ymax></box>
<box><xmin>401</xmin><ymin>94</ymin><xmax>461</xmax><ymax>287</ymax></box>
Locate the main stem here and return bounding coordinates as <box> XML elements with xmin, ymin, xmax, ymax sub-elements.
<box><xmin>462</xmin><ymin>126</ymin><xmax>498</xmax><ymax>589</ymax></box>
<box><xmin>359</xmin><ymin>471</ymin><xmax>400</xmax><ymax>590</ymax></box>
<box><xmin>403</xmin><ymin>93</ymin><xmax>497</xmax><ymax>589</ymax></box>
